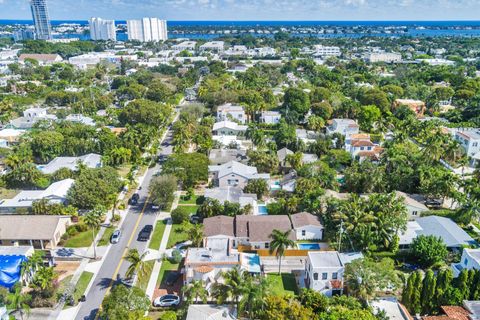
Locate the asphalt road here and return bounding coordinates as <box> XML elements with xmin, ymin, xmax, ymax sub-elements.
<box><xmin>75</xmin><ymin>126</ymin><xmax>175</xmax><ymax>320</ymax></box>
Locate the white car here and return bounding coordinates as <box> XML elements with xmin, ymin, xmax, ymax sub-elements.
<box><xmin>153</xmin><ymin>294</ymin><xmax>180</xmax><ymax>307</ymax></box>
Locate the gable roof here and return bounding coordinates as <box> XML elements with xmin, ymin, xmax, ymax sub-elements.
<box><xmin>209</xmin><ymin>161</ymin><xmax>269</xmax><ymax>180</ymax></box>
<box><xmin>39</xmin><ymin>154</ymin><xmax>102</xmax><ymax>174</ymax></box>
<box><xmin>235</xmin><ymin>215</ymin><xmax>294</xmax><ymax>242</ymax></box>
<box><xmin>212</xmin><ymin>121</ymin><xmax>247</xmax><ymax>132</ymax></box>
<box><xmin>291</xmin><ymin>212</ymin><xmax>322</xmax><ymax>228</ymax></box>
<box><xmin>19</xmin><ymin>54</ymin><xmax>62</xmax><ymax>62</ymax></box>
<box><xmin>0</xmin><ymin>215</ymin><xmax>70</xmax><ymax>240</ymax></box>
<box><xmin>186</xmin><ymin>304</ymin><xmax>236</xmax><ymax>320</ymax></box>
<box><xmin>277</xmin><ymin>147</ymin><xmax>293</xmax><ymax>162</ymax></box>
<box><xmin>416</xmin><ymin>216</ymin><xmax>475</xmax><ymax>247</ymax></box>
<box><xmin>203</xmin><ymin>216</ymin><xmax>235</xmax><ymax>238</ymax></box>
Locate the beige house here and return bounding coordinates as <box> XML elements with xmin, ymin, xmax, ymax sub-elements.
<box><xmin>0</xmin><ymin>215</ymin><xmax>71</xmax><ymax>249</ymax></box>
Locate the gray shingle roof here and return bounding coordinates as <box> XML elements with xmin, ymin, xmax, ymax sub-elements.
<box><xmin>416</xmin><ymin>215</ymin><xmax>475</xmax><ymax>247</ymax></box>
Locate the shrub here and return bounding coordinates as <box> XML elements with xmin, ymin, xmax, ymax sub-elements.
<box><xmin>171</xmin><ymin>207</ymin><xmax>191</xmax><ymax>224</ymax></box>
<box><xmin>170</xmin><ymin>250</ymin><xmax>182</xmax><ymax>264</ymax></box>
<box><xmin>111</xmin><ymin>214</ymin><xmax>121</xmax><ymax>223</ymax></box>
<box><xmin>160</xmin><ymin>311</ymin><xmax>177</xmax><ymax>320</ymax></box>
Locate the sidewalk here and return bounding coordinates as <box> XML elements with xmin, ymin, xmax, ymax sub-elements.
<box><xmin>144</xmin><ymin>191</ymin><xmax>181</xmax><ymax>299</ymax></box>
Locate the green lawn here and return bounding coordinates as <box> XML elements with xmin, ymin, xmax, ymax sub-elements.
<box><xmin>137</xmin><ymin>260</ymin><xmax>155</xmax><ymax>291</ymax></box>
<box><xmin>149</xmin><ymin>220</ymin><xmax>167</xmax><ymax>250</ymax></box>
<box><xmin>98</xmin><ymin>227</ymin><xmax>116</xmax><ymax>246</ymax></box>
<box><xmin>63</xmin><ymin>229</ymin><xmax>98</xmax><ymax>248</ymax></box>
<box><xmin>157</xmin><ymin>260</ymin><xmax>180</xmax><ymax>287</ymax></box>
<box><xmin>73</xmin><ymin>271</ymin><xmax>94</xmax><ymax>303</ymax></box>
<box><xmin>166</xmin><ymin>224</ymin><xmax>189</xmax><ymax>248</ymax></box>
<box><xmin>178</xmin><ymin>194</ymin><xmax>204</xmax><ymax>205</ymax></box>
<box><xmin>266</xmin><ymin>273</ymin><xmax>298</xmax><ymax>296</ymax></box>
<box><xmin>176</xmin><ymin>205</ymin><xmax>199</xmax><ymax>215</ymax></box>
<box><xmin>0</xmin><ymin>188</ymin><xmax>20</xmax><ymax>199</ymax></box>
<box><xmin>116</xmin><ymin>164</ymin><xmax>133</xmax><ymax>178</ymax></box>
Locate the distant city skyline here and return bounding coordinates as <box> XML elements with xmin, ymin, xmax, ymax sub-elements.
<box><xmin>1</xmin><ymin>0</ymin><xmax>480</xmax><ymax>21</ymax></box>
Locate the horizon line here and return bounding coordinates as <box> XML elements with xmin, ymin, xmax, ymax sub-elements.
<box><xmin>2</xmin><ymin>19</ymin><xmax>480</xmax><ymax>22</ymax></box>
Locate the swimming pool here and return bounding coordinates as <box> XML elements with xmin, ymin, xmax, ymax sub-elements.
<box><xmin>297</xmin><ymin>243</ymin><xmax>321</xmax><ymax>250</ymax></box>
<box><xmin>257</xmin><ymin>205</ymin><xmax>268</xmax><ymax>215</ymax></box>
<box><xmin>270</xmin><ymin>181</ymin><xmax>281</xmax><ymax>190</ymax></box>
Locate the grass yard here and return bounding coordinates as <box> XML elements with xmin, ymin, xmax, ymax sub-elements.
<box><xmin>176</xmin><ymin>205</ymin><xmax>199</xmax><ymax>215</ymax></box>
<box><xmin>266</xmin><ymin>273</ymin><xmax>298</xmax><ymax>296</ymax></box>
<box><xmin>62</xmin><ymin>229</ymin><xmax>98</xmax><ymax>248</ymax></box>
<box><xmin>116</xmin><ymin>164</ymin><xmax>133</xmax><ymax>178</ymax></box>
<box><xmin>149</xmin><ymin>220</ymin><xmax>168</xmax><ymax>250</ymax></box>
<box><xmin>0</xmin><ymin>187</ymin><xmax>20</xmax><ymax>199</ymax></box>
<box><xmin>178</xmin><ymin>194</ymin><xmax>204</xmax><ymax>205</ymax></box>
<box><xmin>98</xmin><ymin>226</ymin><xmax>116</xmax><ymax>246</ymax></box>
<box><xmin>73</xmin><ymin>271</ymin><xmax>94</xmax><ymax>303</ymax></box>
<box><xmin>157</xmin><ymin>260</ymin><xmax>180</xmax><ymax>287</ymax></box>
<box><xmin>166</xmin><ymin>224</ymin><xmax>189</xmax><ymax>248</ymax></box>
<box><xmin>136</xmin><ymin>260</ymin><xmax>155</xmax><ymax>291</ymax></box>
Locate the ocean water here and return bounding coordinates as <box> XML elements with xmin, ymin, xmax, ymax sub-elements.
<box><xmin>2</xmin><ymin>20</ymin><xmax>480</xmax><ymax>39</ymax></box>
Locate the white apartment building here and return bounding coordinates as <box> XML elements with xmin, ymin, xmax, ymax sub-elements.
<box><xmin>89</xmin><ymin>18</ymin><xmax>116</xmax><ymax>41</ymax></box>
<box><xmin>172</xmin><ymin>41</ymin><xmax>197</xmax><ymax>51</ymax></box>
<box><xmin>365</xmin><ymin>52</ymin><xmax>402</xmax><ymax>63</ymax></box>
<box><xmin>199</xmin><ymin>41</ymin><xmax>225</xmax><ymax>53</ymax></box>
<box><xmin>313</xmin><ymin>45</ymin><xmax>341</xmax><ymax>57</ymax></box>
<box><xmin>455</xmin><ymin>129</ymin><xmax>480</xmax><ymax>166</ymax></box>
<box><xmin>127</xmin><ymin>18</ymin><xmax>168</xmax><ymax>42</ymax></box>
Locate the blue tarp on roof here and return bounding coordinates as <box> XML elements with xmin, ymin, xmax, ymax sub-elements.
<box><xmin>0</xmin><ymin>255</ymin><xmax>27</xmax><ymax>288</ymax></box>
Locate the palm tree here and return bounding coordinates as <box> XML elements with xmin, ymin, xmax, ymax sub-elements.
<box><xmin>7</xmin><ymin>285</ymin><xmax>31</xmax><ymax>320</ymax></box>
<box><xmin>32</xmin><ymin>266</ymin><xmax>56</xmax><ymax>291</ymax></box>
<box><xmin>123</xmin><ymin>249</ymin><xmax>148</xmax><ymax>280</ymax></box>
<box><xmin>83</xmin><ymin>208</ymin><xmax>103</xmax><ymax>259</ymax></box>
<box><xmin>212</xmin><ymin>267</ymin><xmax>245</xmax><ymax>311</ymax></box>
<box><xmin>183</xmin><ymin>280</ymin><xmax>208</xmax><ymax>304</ymax></box>
<box><xmin>188</xmin><ymin>223</ymin><xmax>204</xmax><ymax>247</ymax></box>
<box><xmin>239</xmin><ymin>275</ymin><xmax>270</xmax><ymax>319</ymax></box>
<box><xmin>269</xmin><ymin>229</ymin><xmax>295</xmax><ymax>274</ymax></box>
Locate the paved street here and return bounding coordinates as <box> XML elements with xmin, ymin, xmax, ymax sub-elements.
<box><xmin>75</xmin><ymin>125</ymin><xmax>175</xmax><ymax>320</ymax></box>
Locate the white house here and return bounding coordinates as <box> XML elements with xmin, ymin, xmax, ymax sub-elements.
<box><xmin>65</xmin><ymin>114</ymin><xmax>95</xmax><ymax>126</ymax></box>
<box><xmin>394</xmin><ymin>191</ymin><xmax>429</xmax><ymax>220</ymax></box>
<box><xmin>291</xmin><ymin>212</ymin><xmax>323</xmax><ymax>240</ymax></box>
<box><xmin>172</xmin><ymin>41</ymin><xmax>197</xmax><ymax>51</ymax></box>
<box><xmin>38</xmin><ymin>153</ymin><xmax>102</xmax><ymax>174</ymax></box>
<box><xmin>326</xmin><ymin>119</ymin><xmax>359</xmax><ymax>137</ymax></box>
<box><xmin>305</xmin><ymin>251</ymin><xmax>363</xmax><ymax>296</ymax></box>
<box><xmin>185</xmin><ymin>305</ymin><xmax>236</xmax><ymax>320</ymax></box>
<box><xmin>0</xmin><ymin>179</ymin><xmax>74</xmax><ymax>213</ymax></box>
<box><xmin>260</xmin><ymin>111</ymin><xmax>282</xmax><ymax>125</ymax></box>
<box><xmin>452</xmin><ymin>248</ymin><xmax>480</xmax><ymax>277</ymax></box>
<box><xmin>199</xmin><ymin>41</ymin><xmax>225</xmax><ymax>53</ymax></box>
<box><xmin>216</xmin><ymin>104</ymin><xmax>246</xmax><ymax>124</ymax></box>
<box><xmin>455</xmin><ymin>129</ymin><xmax>480</xmax><ymax>166</ymax></box>
<box><xmin>212</xmin><ymin>121</ymin><xmax>247</xmax><ymax>136</ymax></box>
<box><xmin>208</xmin><ymin>161</ymin><xmax>270</xmax><ymax>189</ymax></box>
<box><xmin>204</xmin><ymin>186</ymin><xmax>259</xmax><ymax>214</ymax></box>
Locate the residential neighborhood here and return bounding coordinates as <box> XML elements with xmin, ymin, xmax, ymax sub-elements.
<box><xmin>1</xmin><ymin>4</ymin><xmax>480</xmax><ymax>320</ymax></box>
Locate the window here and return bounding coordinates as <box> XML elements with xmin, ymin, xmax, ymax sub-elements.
<box><xmin>322</xmin><ymin>273</ymin><xmax>328</xmax><ymax>280</ymax></box>
<box><xmin>474</xmin><ymin>142</ymin><xmax>478</xmax><ymax>147</ymax></box>
<box><xmin>313</xmin><ymin>273</ymin><xmax>318</xmax><ymax>280</ymax></box>
<box><xmin>464</xmin><ymin>258</ymin><xmax>468</xmax><ymax>265</ymax></box>
<box><xmin>360</xmin><ymin>147</ymin><xmax>364</xmax><ymax>151</ymax></box>
<box><xmin>332</xmin><ymin>272</ymin><xmax>338</xmax><ymax>280</ymax></box>
<box><xmin>265</xmin><ymin>242</ymin><xmax>269</xmax><ymax>249</ymax></box>
<box><xmin>412</xmin><ymin>211</ymin><xmax>418</xmax><ymax>216</ymax></box>
<box><xmin>301</xmin><ymin>230</ymin><xmax>306</xmax><ymax>236</ymax></box>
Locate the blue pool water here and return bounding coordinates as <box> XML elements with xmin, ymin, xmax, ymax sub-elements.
<box><xmin>257</xmin><ymin>205</ymin><xmax>268</xmax><ymax>215</ymax></box>
<box><xmin>297</xmin><ymin>243</ymin><xmax>321</xmax><ymax>250</ymax></box>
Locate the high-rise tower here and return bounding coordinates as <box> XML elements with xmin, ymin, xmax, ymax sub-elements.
<box><xmin>29</xmin><ymin>0</ymin><xmax>52</xmax><ymax>40</ymax></box>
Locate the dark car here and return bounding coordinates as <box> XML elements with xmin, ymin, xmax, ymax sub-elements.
<box><xmin>129</xmin><ymin>193</ymin><xmax>140</xmax><ymax>205</ymax></box>
<box><xmin>137</xmin><ymin>225</ymin><xmax>153</xmax><ymax>241</ymax></box>
<box><xmin>165</xmin><ymin>271</ymin><xmax>181</xmax><ymax>286</ymax></box>
<box><xmin>425</xmin><ymin>199</ymin><xmax>443</xmax><ymax>207</ymax></box>
<box><xmin>190</xmin><ymin>215</ymin><xmax>201</xmax><ymax>224</ymax></box>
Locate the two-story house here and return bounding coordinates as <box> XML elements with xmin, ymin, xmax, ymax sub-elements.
<box><xmin>305</xmin><ymin>251</ymin><xmax>363</xmax><ymax>296</ymax></box>
<box><xmin>452</xmin><ymin>248</ymin><xmax>480</xmax><ymax>277</ymax></box>
<box><xmin>216</xmin><ymin>104</ymin><xmax>247</xmax><ymax>124</ymax></box>
<box><xmin>208</xmin><ymin>161</ymin><xmax>270</xmax><ymax>189</ymax></box>
<box><xmin>455</xmin><ymin>129</ymin><xmax>480</xmax><ymax>167</ymax></box>
<box><xmin>260</xmin><ymin>111</ymin><xmax>282</xmax><ymax>125</ymax></box>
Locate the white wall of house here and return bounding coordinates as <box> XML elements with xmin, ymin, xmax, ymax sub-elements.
<box><xmin>217</xmin><ymin>173</ymin><xmax>249</xmax><ymax>189</ymax></box>
<box><xmin>305</xmin><ymin>261</ymin><xmax>343</xmax><ymax>296</ymax></box>
<box><xmin>295</xmin><ymin>225</ymin><xmax>323</xmax><ymax>240</ymax></box>
<box><xmin>406</xmin><ymin>204</ymin><xmax>428</xmax><ymax>220</ymax></box>
<box><xmin>217</xmin><ymin>110</ymin><xmax>246</xmax><ymax>124</ymax></box>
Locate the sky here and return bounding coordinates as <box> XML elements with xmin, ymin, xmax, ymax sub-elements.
<box><xmin>1</xmin><ymin>0</ymin><xmax>480</xmax><ymax>21</ymax></box>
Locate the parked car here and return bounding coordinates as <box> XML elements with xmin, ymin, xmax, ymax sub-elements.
<box><xmin>129</xmin><ymin>193</ymin><xmax>140</xmax><ymax>205</ymax></box>
<box><xmin>151</xmin><ymin>204</ymin><xmax>160</xmax><ymax>210</ymax></box>
<box><xmin>153</xmin><ymin>294</ymin><xmax>180</xmax><ymax>307</ymax></box>
<box><xmin>137</xmin><ymin>225</ymin><xmax>153</xmax><ymax>242</ymax></box>
<box><xmin>110</xmin><ymin>230</ymin><xmax>121</xmax><ymax>244</ymax></box>
<box><xmin>165</xmin><ymin>271</ymin><xmax>182</xmax><ymax>286</ymax></box>
<box><xmin>190</xmin><ymin>215</ymin><xmax>201</xmax><ymax>224</ymax></box>
<box><xmin>425</xmin><ymin>199</ymin><xmax>443</xmax><ymax>207</ymax></box>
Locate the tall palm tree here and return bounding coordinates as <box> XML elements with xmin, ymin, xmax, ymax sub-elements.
<box><xmin>212</xmin><ymin>267</ymin><xmax>245</xmax><ymax>311</ymax></box>
<box><xmin>7</xmin><ymin>286</ymin><xmax>31</xmax><ymax>320</ymax></box>
<box><xmin>239</xmin><ymin>275</ymin><xmax>270</xmax><ymax>319</ymax></box>
<box><xmin>183</xmin><ymin>280</ymin><xmax>208</xmax><ymax>304</ymax></box>
<box><xmin>83</xmin><ymin>208</ymin><xmax>103</xmax><ymax>259</ymax></box>
<box><xmin>269</xmin><ymin>229</ymin><xmax>295</xmax><ymax>274</ymax></box>
<box><xmin>123</xmin><ymin>249</ymin><xmax>148</xmax><ymax>280</ymax></box>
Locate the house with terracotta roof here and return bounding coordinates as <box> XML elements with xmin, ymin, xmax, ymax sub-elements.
<box><xmin>345</xmin><ymin>133</ymin><xmax>383</xmax><ymax>162</ymax></box>
<box><xmin>423</xmin><ymin>305</ymin><xmax>471</xmax><ymax>320</ymax></box>
<box><xmin>393</xmin><ymin>99</ymin><xmax>426</xmax><ymax>118</ymax></box>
